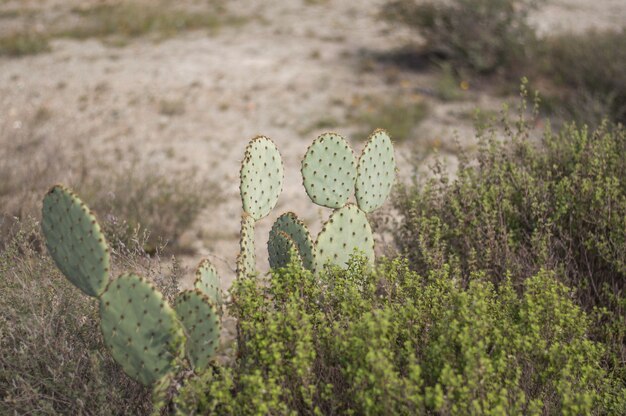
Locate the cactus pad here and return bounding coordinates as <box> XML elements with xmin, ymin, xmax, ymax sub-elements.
<box><xmin>174</xmin><ymin>290</ymin><xmax>220</xmax><ymax>371</ymax></box>
<box><xmin>269</xmin><ymin>212</ymin><xmax>315</xmax><ymax>270</ymax></box>
<box><xmin>236</xmin><ymin>213</ymin><xmax>256</xmax><ymax>277</ymax></box>
<box><xmin>315</xmin><ymin>204</ymin><xmax>375</xmax><ymax>271</ymax></box>
<box><xmin>355</xmin><ymin>129</ymin><xmax>396</xmax><ymax>213</ymax></box>
<box><xmin>301</xmin><ymin>133</ymin><xmax>357</xmax><ymax>208</ymax></box>
<box><xmin>99</xmin><ymin>274</ymin><xmax>184</xmax><ymax>385</ymax></box>
<box><xmin>268</xmin><ymin>230</ymin><xmax>302</xmax><ymax>269</ymax></box>
<box><xmin>194</xmin><ymin>259</ymin><xmax>221</xmax><ymax>307</ymax></box>
<box><xmin>41</xmin><ymin>184</ymin><xmax>111</xmax><ymax>297</ymax></box>
<box><xmin>240</xmin><ymin>136</ymin><xmax>284</xmax><ymax>220</ymax></box>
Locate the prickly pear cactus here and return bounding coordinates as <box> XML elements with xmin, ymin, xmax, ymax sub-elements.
<box><xmin>314</xmin><ymin>204</ymin><xmax>375</xmax><ymax>271</ymax></box>
<box><xmin>194</xmin><ymin>258</ymin><xmax>221</xmax><ymax>307</ymax></box>
<box><xmin>268</xmin><ymin>230</ymin><xmax>302</xmax><ymax>269</ymax></box>
<box><xmin>236</xmin><ymin>213</ymin><xmax>256</xmax><ymax>277</ymax></box>
<box><xmin>301</xmin><ymin>133</ymin><xmax>357</xmax><ymax>208</ymax></box>
<box><xmin>174</xmin><ymin>290</ymin><xmax>220</xmax><ymax>371</ymax></box>
<box><xmin>41</xmin><ymin>185</ymin><xmax>111</xmax><ymax>297</ymax></box>
<box><xmin>268</xmin><ymin>212</ymin><xmax>315</xmax><ymax>271</ymax></box>
<box><xmin>240</xmin><ymin>136</ymin><xmax>284</xmax><ymax>220</ymax></box>
<box><xmin>355</xmin><ymin>129</ymin><xmax>396</xmax><ymax>213</ymax></box>
<box><xmin>99</xmin><ymin>273</ymin><xmax>185</xmax><ymax>385</ymax></box>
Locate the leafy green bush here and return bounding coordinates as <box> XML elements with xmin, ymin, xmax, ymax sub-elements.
<box><xmin>382</xmin><ymin>0</ymin><xmax>540</xmax><ymax>74</ymax></box>
<box><xmin>392</xmin><ymin>107</ymin><xmax>626</xmax><ymax>378</ymax></box>
<box><xmin>0</xmin><ymin>220</ymin><xmax>162</xmax><ymax>415</ymax></box>
<box><xmin>176</xmin><ymin>259</ymin><xmax>625</xmax><ymax>415</ymax></box>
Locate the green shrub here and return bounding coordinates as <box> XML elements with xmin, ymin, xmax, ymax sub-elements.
<box><xmin>0</xmin><ymin>220</ymin><xmax>160</xmax><ymax>414</ymax></box>
<box><xmin>382</xmin><ymin>0</ymin><xmax>540</xmax><ymax>74</ymax></box>
<box><xmin>392</xmin><ymin>107</ymin><xmax>626</xmax><ymax>378</ymax></box>
<box><xmin>176</xmin><ymin>258</ymin><xmax>625</xmax><ymax>415</ymax></box>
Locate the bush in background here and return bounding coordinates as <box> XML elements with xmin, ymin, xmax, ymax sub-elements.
<box><xmin>382</xmin><ymin>1</ymin><xmax>625</xmax><ymax>127</ymax></box>
<box><xmin>382</xmin><ymin>0</ymin><xmax>541</xmax><ymax>74</ymax></box>
<box><xmin>543</xmin><ymin>28</ymin><xmax>626</xmax><ymax>125</ymax></box>
<box><xmin>176</xmin><ymin>259</ymin><xmax>625</xmax><ymax>415</ymax></box>
<box><xmin>77</xmin><ymin>164</ymin><xmax>219</xmax><ymax>254</ymax></box>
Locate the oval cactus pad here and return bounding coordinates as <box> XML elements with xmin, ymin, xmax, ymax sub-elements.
<box><xmin>315</xmin><ymin>204</ymin><xmax>375</xmax><ymax>271</ymax></box>
<box><xmin>240</xmin><ymin>136</ymin><xmax>284</xmax><ymax>220</ymax></box>
<box><xmin>194</xmin><ymin>258</ymin><xmax>222</xmax><ymax>307</ymax></box>
<box><xmin>269</xmin><ymin>212</ymin><xmax>315</xmax><ymax>271</ymax></box>
<box><xmin>99</xmin><ymin>274</ymin><xmax>184</xmax><ymax>385</ymax></box>
<box><xmin>174</xmin><ymin>290</ymin><xmax>220</xmax><ymax>371</ymax></box>
<box><xmin>41</xmin><ymin>184</ymin><xmax>110</xmax><ymax>297</ymax></box>
<box><xmin>301</xmin><ymin>132</ymin><xmax>357</xmax><ymax>208</ymax></box>
<box><xmin>268</xmin><ymin>230</ymin><xmax>302</xmax><ymax>269</ymax></box>
<box><xmin>356</xmin><ymin>129</ymin><xmax>396</xmax><ymax>213</ymax></box>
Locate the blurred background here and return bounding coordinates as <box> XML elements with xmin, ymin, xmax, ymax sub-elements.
<box><xmin>0</xmin><ymin>0</ymin><xmax>624</xmax><ymax>283</ymax></box>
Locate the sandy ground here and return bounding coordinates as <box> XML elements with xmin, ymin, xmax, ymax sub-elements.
<box><xmin>1</xmin><ymin>0</ymin><xmax>624</xmax><ymax>293</ymax></box>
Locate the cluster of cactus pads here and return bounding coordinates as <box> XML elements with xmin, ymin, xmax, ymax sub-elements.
<box><xmin>238</xmin><ymin>129</ymin><xmax>395</xmax><ymax>275</ymax></box>
<box><xmin>41</xmin><ymin>129</ymin><xmax>395</xmax><ymax>386</ymax></box>
<box><xmin>42</xmin><ymin>186</ymin><xmax>221</xmax><ymax>385</ymax></box>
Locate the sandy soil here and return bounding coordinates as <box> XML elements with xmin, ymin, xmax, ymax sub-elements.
<box><xmin>1</xmin><ymin>0</ymin><xmax>624</xmax><ymax>292</ymax></box>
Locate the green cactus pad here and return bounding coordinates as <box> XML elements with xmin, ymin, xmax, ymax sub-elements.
<box><xmin>269</xmin><ymin>212</ymin><xmax>315</xmax><ymax>270</ymax></box>
<box><xmin>240</xmin><ymin>136</ymin><xmax>284</xmax><ymax>220</ymax></box>
<box><xmin>268</xmin><ymin>230</ymin><xmax>302</xmax><ymax>269</ymax></box>
<box><xmin>174</xmin><ymin>289</ymin><xmax>220</xmax><ymax>371</ymax></box>
<box><xmin>301</xmin><ymin>133</ymin><xmax>357</xmax><ymax>208</ymax></box>
<box><xmin>356</xmin><ymin>129</ymin><xmax>396</xmax><ymax>213</ymax></box>
<box><xmin>314</xmin><ymin>204</ymin><xmax>375</xmax><ymax>271</ymax></box>
<box><xmin>41</xmin><ymin>184</ymin><xmax>111</xmax><ymax>297</ymax></box>
<box><xmin>99</xmin><ymin>274</ymin><xmax>184</xmax><ymax>385</ymax></box>
<box><xmin>236</xmin><ymin>213</ymin><xmax>256</xmax><ymax>277</ymax></box>
<box><xmin>194</xmin><ymin>259</ymin><xmax>221</xmax><ymax>307</ymax></box>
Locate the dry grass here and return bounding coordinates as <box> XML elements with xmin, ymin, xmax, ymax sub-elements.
<box><xmin>63</xmin><ymin>1</ymin><xmax>229</xmax><ymax>40</ymax></box>
<box><xmin>0</xmin><ymin>216</ymin><xmax>191</xmax><ymax>414</ymax></box>
<box><xmin>541</xmin><ymin>28</ymin><xmax>626</xmax><ymax>125</ymax></box>
<box><xmin>0</xmin><ymin>220</ymin><xmax>158</xmax><ymax>415</ymax></box>
<box><xmin>0</xmin><ymin>107</ymin><xmax>222</xmax><ymax>254</ymax></box>
<box><xmin>0</xmin><ymin>31</ymin><xmax>50</xmax><ymax>57</ymax></box>
<box><xmin>158</xmin><ymin>98</ymin><xmax>186</xmax><ymax>117</ymax></box>
<box><xmin>350</xmin><ymin>94</ymin><xmax>429</xmax><ymax>142</ymax></box>
<box><xmin>0</xmin><ymin>0</ymin><xmax>242</xmax><ymax>57</ymax></box>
